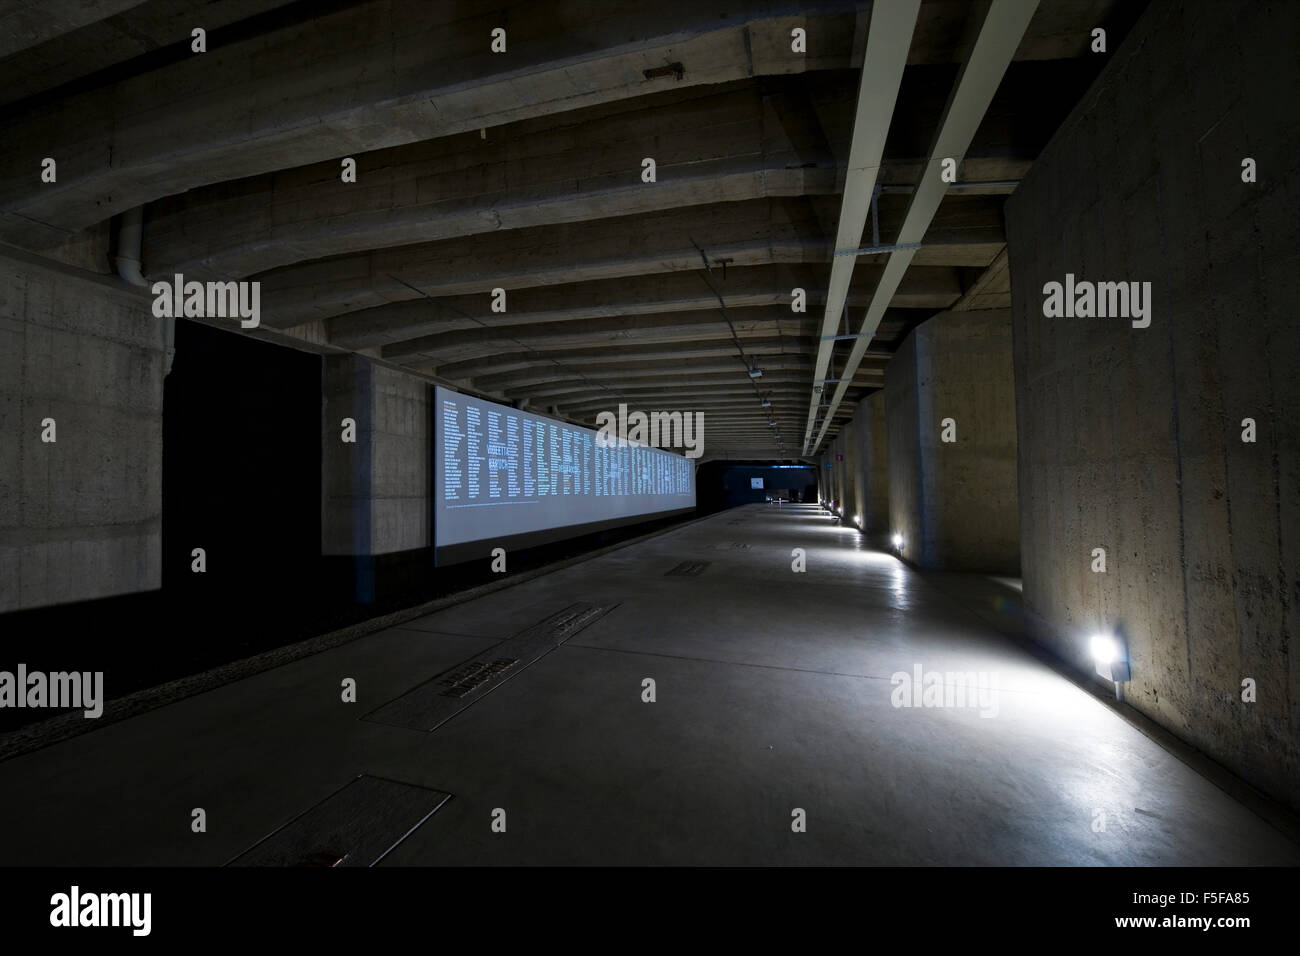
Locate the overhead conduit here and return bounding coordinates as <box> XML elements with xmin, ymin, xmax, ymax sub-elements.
<box><xmin>806</xmin><ymin>0</ymin><xmax>1040</xmax><ymax>454</ymax></box>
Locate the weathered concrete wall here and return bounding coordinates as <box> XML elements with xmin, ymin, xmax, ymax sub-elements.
<box><xmin>831</xmin><ymin>428</ymin><xmax>850</xmax><ymax>514</ymax></box>
<box><xmin>818</xmin><ymin>443</ymin><xmax>836</xmax><ymax>507</ymax></box>
<box><xmin>842</xmin><ymin>419</ymin><xmax>861</xmax><ymax>524</ymax></box>
<box><xmin>885</xmin><ymin>309</ymin><xmax>1019</xmax><ymax>573</ymax></box>
<box><xmin>0</xmin><ymin>246</ymin><xmax>163</xmax><ymax>611</ymax></box>
<box><xmin>322</xmin><ymin>355</ymin><xmax>430</xmax><ymax>556</ymax></box>
<box><xmin>848</xmin><ymin>391</ymin><xmax>889</xmax><ymax>543</ymax></box>
<box><xmin>40</xmin><ymin>222</ymin><xmax>112</xmax><ymax>275</ymax></box>
<box><xmin>886</xmin><ymin>329</ymin><xmax>926</xmax><ymax>560</ymax></box>
<box><xmin>1005</xmin><ymin>0</ymin><xmax>1300</xmax><ymax>809</ymax></box>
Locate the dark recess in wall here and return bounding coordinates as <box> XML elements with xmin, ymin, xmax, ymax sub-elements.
<box><xmin>162</xmin><ymin>318</ymin><xmax>322</xmax><ymax>613</ymax></box>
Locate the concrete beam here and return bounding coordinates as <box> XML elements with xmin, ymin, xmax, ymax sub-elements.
<box><xmin>552</xmin><ymin>383</ymin><xmax>876</xmax><ymax>403</ymax></box>
<box><xmin>260</xmin><ymin>195</ymin><xmax>1004</xmax><ymax>329</ymax></box>
<box><xmin>0</xmin><ymin>0</ymin><xmax>292</xmax><ymax>109</ymax></box>
<box><xmin>433</xmin><ymin>339</ymin><xmax>887</xmax><ymax>386</ymax></box>
<box><xmin>695</xmin><ymin>450</ymin><xmax>814</xmax><ymax>463</ymax></box>
<box><xmin>502</xmin><ymin>360</ymin><xmax>887</xmax><ymax>388</ymax></box>
<box><xmin>485</xmin><ymin>390</ymin><xmax>841</xmax><ymax>416</ymax></box>
<box><xmin>144</xmin><ymin>77</ymin><xmax>845</xmax><ymax>279</ymax></box>
<box><xmin>521</xmin><ymin>379</ymin><xmax>881</xmax><ymax>411</ymax></box>
<box><xmin>480</xmin><ymin>360</ymin><xmax>885</xmax><ymax>387</ymax></box>
<box><xmin>331</xmin><ymin>264</ymin><xmax>964</xmax><ymax>351</ymax></box>
<box><xmin>259</xmin><ymin>197</ymin><xmax>831</xmax><ymax>329</ymax></box>
<box><xmin>382</xmin><ymin>307</ymin><xmax>822</xmax><ymax>364</ymax></box>
<box><xmin>0</xmin><ymin>0</ymin><xmax>147</xmax><ymax>59</ymax></box>
<box><xmin>0</xmin><ymin>0</ymin><xmax>868</xmax><ymax>247</ymax></box>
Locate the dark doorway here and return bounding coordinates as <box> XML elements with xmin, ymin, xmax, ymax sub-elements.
<box><xmin>162</xmin><ymin>319</ymin><xmax>322</xmax><ymax>616</ymax></box>
<box><xmin>695</xmin><ymin>462</ymin><xmax>817</xmax><ymax>515</ymax></box>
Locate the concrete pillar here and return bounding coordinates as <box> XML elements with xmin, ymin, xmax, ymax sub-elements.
<box><xmin>832</xmin><ymin>437</ymin><xmax>844</xmax><ymax>510</ymax></box>
<box><xmin>884</xmin><ymin>308</ymin><xmax>1019</xmax><ymax>572</ymax></box>
<box><xmin>849</xmin><ymin>391</ymin><xmax>888</xmax><ymax>543</ymax></box>
<box><xmin>842</xmin><ymin>423</ymin><xmax>860</xmax><ymax>526</ymax></box>
<box><xmin>833</xmin><ymin>439</ymin><xmax>840</xmax><ymax>505</ymax></box>
<box><xmin>322</xmin><ymin>355</ymin><xmax>431</xmax><ymax>600</ymax></box>
<box><xmin>1004</xmin><ymin>0</ymin><xmax>1299</xmax><ymax>809</ymax></box>
<box><xmin>832</xmin><ymin>432</ymin><xmax>849</xmax><ymax>515</ymax></box>
<box><xmin>0</xmin><ymin>248</ymin><xmax>163</xmax><ymax>612</ymax></box>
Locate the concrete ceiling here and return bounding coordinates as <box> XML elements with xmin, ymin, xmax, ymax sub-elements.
<box><xmin>0</xmin><ymin>0</ymin><xmax>1140</xmax><ymax>457</ymax></box>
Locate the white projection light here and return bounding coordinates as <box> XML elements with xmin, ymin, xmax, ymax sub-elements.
<box><xmin>1090</xmin><ymin>632</ymin><xmax>1130</xmax><ymax>698</ymax></box>
<box><xmin>1090</xmin><ymin>634</ymin><xmax>1118</xmax><ymax>665</ymax></box>
<box><xmin>892</xmin><ymin>533</ymin><xmax>903</xmax><ymax>549</ymax></box>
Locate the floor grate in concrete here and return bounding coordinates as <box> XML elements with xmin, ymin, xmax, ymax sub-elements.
<box><xmin>227</xmin><ymin>774</ymin><xmax>450</xmax><ymax>867</ymax></box>
<box><xmin>363</xmin><ymin>602</ymin><xmax>619</xmax><ymax>732</ymax></box>
<box><xmin>439</xmin><ymin>658</ymin><xmax>519</xmax><ymax>698</ymax></box>
<box><xmin>665</xmin><ymin>560</ymin><xmax>710</xmax><ymax>577</ymax></box>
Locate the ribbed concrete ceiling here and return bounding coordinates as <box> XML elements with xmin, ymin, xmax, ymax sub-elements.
<box><xmin>0</xmin><ymin>0</ymin><xmax>1138</xmax><ymax>458</ymax></box>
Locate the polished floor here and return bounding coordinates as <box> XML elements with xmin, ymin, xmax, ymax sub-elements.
<box><xmin>0</xmin><ymin>503</ymin><xmax>1295</xmax><ymax>865</ymax></box>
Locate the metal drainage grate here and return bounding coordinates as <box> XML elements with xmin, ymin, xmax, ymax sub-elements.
<box><xmin>545</xmin><ymin>602</ymin><xmax>613</xmax><ymax>634</ymax></box>
<box><xmin>665</xmin><ymin>560</ymin><xmax>710</xmax><ymax>577</ymax></box>
<box><xmin>227</xmin><ymin>774</ymin><xmax>451</xmax><ymax>867</ymax></box>
<box><xmin>364</xmin><ymin>602</ymin><xmax>619</xmax><ymax>732</ymax></box>
<box><xmin>439</xmin><ymin>658</ymin><xmax>519</xmax><ymax>698</ymax></box>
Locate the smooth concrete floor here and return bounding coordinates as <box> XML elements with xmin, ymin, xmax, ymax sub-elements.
<box><xmin>0</xmin><ymin>503</ymin><xmax>1296</xmax><ymax>866</ymax></box>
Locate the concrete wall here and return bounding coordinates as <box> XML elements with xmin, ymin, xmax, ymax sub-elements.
<box><xmin>1004</xmin><ymin>0</ymin><xmax>1300</xmax><ymax>809</ymax></box>
<box><xmin>842</xmin><ymin>420</ymin><xmax>860</xmax><ymax>524</ymax></box>
<box><xmin>831</xmin><ymin>429</ymin><xmax>850</xmax><ymax>513</ymax></box>
<box><xmin>885</xmin><ymin>309</ymin><xmax>1019</xmax><ymax>572</ymax></box>
<box><xmin>848</xmin><ymin>391</ymin><xmax>889</xmax><ymax>543</ymax></box>
<box><xmin>825</xmin><ymin>427</ymin><xmax>848</xmax><ymax>515</ymax></box>
<box><xmin>322</xmin><ymin>355</ymin><xmax>430</xmax><ymax>556</ymax></box>
<box><xmin>818</xmin><ymin>444</ymin><xmax>836</xmax><ymax>507</ymax></box>
<box><xmin>0</xmin><ymin>246</ymin><xmax>163</xmax><ymax>612</ymax></box>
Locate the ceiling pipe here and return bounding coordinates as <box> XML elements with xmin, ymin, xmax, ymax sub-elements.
<box><xmin>807</xmin><ymin>0</ymin><xmax>1040</xmax><ymax>454</ymax></box>
<box><xmin>115</xmin><ymin>205</ymin><xmax>177</xmax><ymax>377</ymax></box>
<box><xmin>801</xmin><ymin>0</ymin><xmax>921</xmax><ymax>454</ymax></box>
<box><xmin>113</xmin><ymin>206</ymin><xmax>147</xmax><ymax>286</ymax></box>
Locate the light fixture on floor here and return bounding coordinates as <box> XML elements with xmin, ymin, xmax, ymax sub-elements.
<box><xmin>1090</xmin><ymin>632</ymin><xmax>1131</xmax><ymax>701</ymax></box>
<box><xmin>892</xmin><ymin>533</ymin><xmax>903</xmax><ymax>550</ymax></box>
